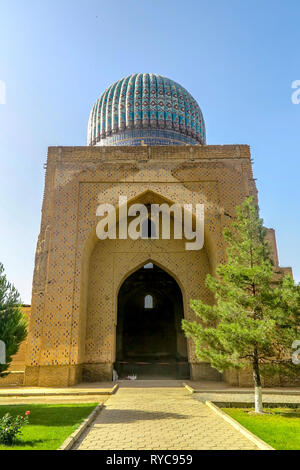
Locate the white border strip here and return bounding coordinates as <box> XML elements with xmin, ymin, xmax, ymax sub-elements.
<box><xmin>183</xmin><ymin>382</ymin><xmax>195</xmax><ymax>394</ymax></box>
<box><xmin>0</xmin><ymin>383</ymin><xmax>119</xmax><ymax>398</ymax></box>
<box><xmin>206</xmin><ymin>401</ymin><xmax>274</xmax><ymax>450</ymax></box>
<box><xmin>182</xmin><ymin>382</ymin><xmax>300</xmax><ymax>396</ymax></box>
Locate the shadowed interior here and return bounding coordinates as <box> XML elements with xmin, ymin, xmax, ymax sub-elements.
<box><xmin>115</xmin><ymin>263</ymin><xmax>190</xmax><ymax>379</ymax></box>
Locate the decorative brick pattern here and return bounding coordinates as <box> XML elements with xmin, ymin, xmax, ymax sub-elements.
<box><xmin>22</xmin><ymin>145</ymin><xmax>290</xmax><ymax>387</ymax></box>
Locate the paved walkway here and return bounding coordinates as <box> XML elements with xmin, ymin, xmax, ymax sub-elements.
<box><xmin>0</xmin><ymin>382</ymin><xmax>115</xmax><ymax>397</ymax></box>
<box><xmin>185</xmin><ymin>380</ymin><xmax>300</xmax><ymax>395</ymax></box>
<box><xmin>193</xmin><ymin>392</ymin><xmax>300</xmax><ymax>406</ymax></box>
<box><xmin>75</xmin><ymin>386</ymin><xmax>258</xmax><ymax>450</ymax></box>
<box><xmin>0</xmin><ymin>395</ymin><xmax>109</xmax><ymax>405</ymax></box>
<box><xmin>0</xmin><ymin>382</ymin><xmax>114</xmax><ymax>405</ymax></box>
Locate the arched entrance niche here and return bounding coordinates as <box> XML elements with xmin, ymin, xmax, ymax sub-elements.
<box><xmin>79</xmin><ymin>188</ymin><xmax>219</xmax><ymax>382</ymax></box>
<box><xmin>116</xmin><ymin>262</ymin><xmax>189</xmax><ymax>379</ymax></box>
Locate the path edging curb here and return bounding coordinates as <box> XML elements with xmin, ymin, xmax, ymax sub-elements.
<box><xmin>58</xmin><ymin>404</ymin><xmax>103</xmax><ymax>450</ymax></box>
<box><xmin>182</xmin><ymin>383</ymin><xmax>300</xmax><ymax>396</ymax></box>
<box><xmin>0</xmin><ymin>383</ymin><xmax>119</xmax><ymax>398</ymax></box>
<box><xmin>205</xmin><ymin>401</ymin><xmax>274</xmax><ymax>450</ymax></box>
<box><xmin>111</xmin><ymin>383</ymin><xmax>119</xmax><ymax>394</ymax></box>
<box><xmin>182</xmin><ymin>382</ymin><xmax>195</xmax><ymax>394</ymax></box>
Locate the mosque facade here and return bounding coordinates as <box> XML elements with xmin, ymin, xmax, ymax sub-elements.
<box><xmin>14</xmin><ymin>73</ymin><xmax>292</xmax><ymax>387</ymax></box>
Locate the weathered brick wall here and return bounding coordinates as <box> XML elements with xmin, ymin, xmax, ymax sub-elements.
<box><xmin>23</xmin><ymin>145</ymin><xmax>291</xmax><ymax>387</ymax></box>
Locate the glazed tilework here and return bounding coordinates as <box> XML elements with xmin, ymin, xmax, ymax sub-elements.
<box><xmin>22</xmin><ymin>145</ymin><xmax>291</xmax><ymax>387</ymax></box>
<box><xmin>87</xmin><ymin>74</ymin><xmax>206</xmax><ymax>146</ymax></box>
<box><xmin>93</xmin><ymin>128</ymin><xmax>200</xmax><ymax>146</ymax></box>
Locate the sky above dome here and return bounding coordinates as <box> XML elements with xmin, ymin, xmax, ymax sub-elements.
<box><xmin>0</xmin><ymin>0</ymin><xmax>300</xmax><ymax>302</ymax></box>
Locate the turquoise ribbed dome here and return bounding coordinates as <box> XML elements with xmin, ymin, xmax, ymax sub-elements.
<box><xmin>87</xmin><ymin>73</ymin><xmax>206</xmax><ymax>146</ymax></box>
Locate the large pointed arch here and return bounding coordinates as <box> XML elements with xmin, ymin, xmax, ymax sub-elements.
<box><xmin>115</xmin><ymin>261</ymin><xmax>190</xmax><ymax>379</ymax></box>
<box><xmin>81</xmin><ymin>188</ymin><xmax>217</xmax><ymax>276</ymax></box>
<box><xmin>78</xmin><ymin>187</ymin><xmax>215</xmax><ymax>381</ymax></box>
<box><xmin>115</xmin><ymin>256</ymin><xmax>187</xmax><ymax>305</ymax></box>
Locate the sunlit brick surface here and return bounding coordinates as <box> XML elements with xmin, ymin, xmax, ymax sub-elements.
<box><xmin>75</xmin><ymin>386</ymin><xmax>258</xmax><ymax>450</ymax></box>
<box><xmin>22</xmin><ymin>145</ymin><xmax>291</xmax><ymax>387</ymax></box>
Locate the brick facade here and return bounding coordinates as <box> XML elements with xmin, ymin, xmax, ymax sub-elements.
<box><xmin>18</xmin><ymin>145</ymin><xmax>292</xmax><ymax>387</ymax></box>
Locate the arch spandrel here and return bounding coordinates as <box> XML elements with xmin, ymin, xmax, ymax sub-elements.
<box><xmin>81</xmin><ymin>217</ymin><xmax>213</xmax><ymax>368</ymax></box>
<box><xmin>73</xmin><ymin>185</ymin><xmax>223</xmax><ymax>367</ymax></box>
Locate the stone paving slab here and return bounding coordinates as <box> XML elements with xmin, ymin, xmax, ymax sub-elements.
<box><xmin>0</xmin><ymin>382</ymin><xmax>117</xmax><ymax>397</ymax></box>
<box><xmin>193</xmin><ymin>393</ymin><xmax>300</xmax><ymax>406</ymax></box>
<box><xmin>184</xmin><ymin>380</ymin><xmax>300</xmax><ymax>394</ymax></box>
<box><xmin>116</xmin><ymin>380</ymin><xmax>183</xmax><ymax>388</ymax></box>
<box><xmin>75</xmin><ymin>387</ymin><xmax>258</xmax><ymax>450</ymax></box>
<box><xmin>0</xmin><ymin>395</ymin><xmax>110</xmax><ymax>405</ymax></box>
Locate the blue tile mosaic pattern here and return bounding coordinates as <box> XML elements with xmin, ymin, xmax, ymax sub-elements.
<box><xmin>87</xmin><ymin>73</ymin><xmax>206</xmax><ymax>146</ymax></box>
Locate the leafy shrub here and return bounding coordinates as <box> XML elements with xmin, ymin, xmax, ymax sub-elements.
<box><xmin>0</xmin><ymin>410</ymin><xmax>30</xmax><ymax>445</ymax></box>
<box><xmin>0</xmin><ymin>262</ymin><xmax>27</xmax><ymax>377</ymax></box>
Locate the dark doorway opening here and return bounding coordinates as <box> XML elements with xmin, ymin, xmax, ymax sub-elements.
<box><xmin>115</xmin><ymin>263</ymin><xmax>190</xmax><ymax>379</ymax></box>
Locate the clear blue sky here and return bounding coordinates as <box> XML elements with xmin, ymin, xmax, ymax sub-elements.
<box><xmin>0</xmin><ymin>0</ymin><xmax>299</xmax><ymax>303</ymax></box>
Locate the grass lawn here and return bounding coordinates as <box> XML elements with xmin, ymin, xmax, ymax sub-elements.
<box><xmin>0</xmin><ymin>403</ymin><xmax>97</xmax><ymax>450</ymax></box>
<box><xmin>223</xmin><ymin>407</ymin><xmax>300</xmax><ymax>450</ymax></box>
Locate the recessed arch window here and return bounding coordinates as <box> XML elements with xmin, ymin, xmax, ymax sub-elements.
<box><xmin>141</xmin><ymin>218</ymin><xmax>157</xmax><ymax>239</ymax></box>
<box><xmin>144</xmin><ymin>294</ymin><xmax>154</xmax><ymax>309</ymax></box>
<box><xmin>144</xmin><ymin>263</ymin><xmax>153</xmax><ymax>269</ymax></box>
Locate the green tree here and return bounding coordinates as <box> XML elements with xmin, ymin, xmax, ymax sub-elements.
<box><xmin>0</xmin><ymin>263</ymin><xmax>27</xmax><ymax>377</ymax></box>
<box><xmin>182</xmin><ymin>197</ymin><xmax>300</xmax><ymax>413</ymax></box>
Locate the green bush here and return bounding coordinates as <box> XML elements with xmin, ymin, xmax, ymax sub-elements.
<box><xmin>0</xmin><ymin>410</ymin><xmax>30</xmax><ymax>445</ymax></box>
<box><xmin>0</xmin><ymin>262</ymin><xmax>28</xmax><ymax>377</ymax></box>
